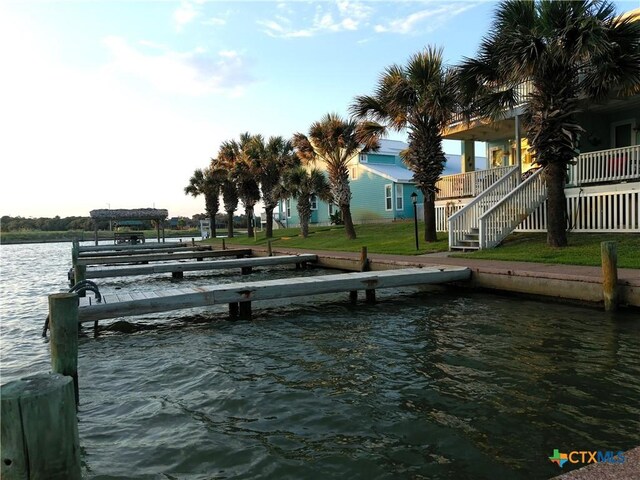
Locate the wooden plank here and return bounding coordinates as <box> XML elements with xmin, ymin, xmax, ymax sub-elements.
<box><xmin>130</xmin><ymin>292</ymin><xmax>147</xmax><ymax>301</ymax></box>
<box><xmin>77</xmin><ymin>267</ymin><xmax>471</xmax><ymax>322</ymax></box>
<box><xmin>77</xmin><ymin>245</ymin><xmax>212</xmax><ymax>257</ymax></box>
<box><xmin>84</xmin><ymin>255</ymin><xmax>318</xmax><ymax>279</ymax></box>
<box><xmin>76</xmin><ymin>249</ymin><xmax>251</xmax><ymax>266</ymax></box>
<box><xmin>78</xmin><ymin>242</ymin><xmax>187</xmax><ymax>253</ymax></box>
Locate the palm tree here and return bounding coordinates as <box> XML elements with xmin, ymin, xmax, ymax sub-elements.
<box><xmin>277</xmin><ymin>167</ymin><xmax>331</xmax><ymax>238</ymax></box>
<box><xmin>184</xmin><ymin>165</ymin><xmax>224</xmax><ymax>238</ymax></box>
<box><xmin>251</xmin><ymin>135</ymin><xmax>299</xmax><ymax>239</ymax></box>
<box><xmin>456</xmin><ymin>0</ymin><xmax>640</xmax><ymax>247</ymax></box>
<box><xmin>218</xmin><ymin>133</ymin><xmax>262</xmax><ymax>238</ymax></box>
<box><xmin>350</xmin><ymin>46</ymin><xmax>460</xmax><ymax>242</ymax></box>
<box><xmin>221</xmin><ymin>178</ymin><xmax>238</xmax><ymax>238</ymax></box>
<box><xmin>293</xmin><ymin>113</ymin><xmax>373</xmax><ymax>240</ymax></box>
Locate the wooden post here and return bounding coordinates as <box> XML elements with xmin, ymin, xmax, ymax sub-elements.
<box><xmin>349</xmin><ymin>290</ymin><xmax>358</xmax><ymax>304</ymax></box>
<box><xmin>222</xmin><ymin>239</ymin><xmax>226</xmax><ymax>250</ymax></box>
<box><xmin>191</xmin><ymin>238</ymin><xmax>195</xmax><ymax>246</ymax></box>
<box><xmin>71</xmin><ymin>239</ymin><xmax>79</xmax><ymax>267</ymax></box>
<box><xmin>239</xmin><ymin>301</ymin><xmax>252</xmax><ymax>320</ymax></box>
<box><xmin>72</xmin><ymin>265</ymin><xmax>86</xmax><ymax>297</ymax></box>
<box><xmin>267</xmin><ymin>240</ymin><xmax>273</xmax><ymax>257</ymax></box>
<box><xmin>48</xmin><ymin>293</ymin><xmax>79</xmax><ymax>405</ymax></box>
<box><xmin>241</xmin><ymin>266</ymin><xmax>253</xmax><ymax>275</ymax></box>
<box><xmin>365</xmin><ymin>289</ymin><xmax>376</xmax><ymax>304</ymax></box>
<box><xmin>1</xmin><ymin>373</ymin><xmax>81</xmax><ymax>480</ymax></box>
<box><xmin>229</xmin><ymin>302</ymin><xmax>239</xmax><ymax>318</ymax></box>
<box><xmin>601</xmin><ymin>241</ymin><xmax>618</xmax><ymax>311</ymax></box>
<box><xmin>172</xmin><ymin>271</ymin><xmax>184</xmax><ymax>279</ymax></box>
<box><xmin>360</xmin><ymin>246</ymin><xmax>370</xmax><ymax>272</ymax></box>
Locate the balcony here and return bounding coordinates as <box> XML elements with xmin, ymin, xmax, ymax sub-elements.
<box><xmin>569</xmin><ymin>145</ymin><xmax>640</xmax><ymax>186</ymax></box>
<box><xmin>436</xmin><ymin>165</ymin><xmax>514</xmax><ymax>199</ymax></box>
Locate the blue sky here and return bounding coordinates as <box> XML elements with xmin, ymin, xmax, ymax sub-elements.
<box><xmin>1</xmin><ymin>0</ymin><xmax>637</xmax><ymax>218</ymax></box>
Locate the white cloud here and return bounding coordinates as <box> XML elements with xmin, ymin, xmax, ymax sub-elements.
<box><xmin>374</xmin><ymin>4</ymin><xmax>476</xmax><ymax>35</ymax></box>
<box><xmin>258</xmin><ymin>1</ymin><xmax>372</xmax><ymax>38</ymax></box>
<box><xmin>202</xmin><ymin>16</ymin><xmax>226</xmax><ymax>26</ymax></box>
<box><xmin>174</xmin><ymin>0</ymin><xmax>199</xmax><ymax>31</ymax></box>
<box><xmin>102</xmin><ymin>37</ymin><xmax>255</xmax><ymax>97</ymax></box>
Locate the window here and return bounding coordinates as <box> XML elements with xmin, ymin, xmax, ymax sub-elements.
<box><xmin>611</xmin><ymin>120</ymin><xmax>635</xmax><ymax>148</ymax></box>
<box><xmin>328</xmin><ymin>203</ymin><xmax>335</xmax><ymax>216</ymax></box>
<box><xmin>286</xmin><ymin>199</ymin><xmax>291</xmax><ymax>218</ymax></box>
<box><xmin>395</xmin><ymin>184</ymin><xmax>403</xmax><ymax>210</ymax></box>
<box><xmin>359</xmin><ymin>153</ymin><xmax>368</xmax><ymax>163</ymax></box>
<box><xmin>310</xmin><ymin>194</ymin><xmax>317</xmax><ymax>210</ymax></box>
<box><xmin>385</xmin><ymin>184</ymin><xmax>392</xmax><ymax>211</ymax></box>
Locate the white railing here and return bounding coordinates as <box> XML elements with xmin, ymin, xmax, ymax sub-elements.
<box><xmin>448</xmin><ymin>80</ymin><xmax>533</xmax><ymax>126</ymax></box>
<box><xmin>436</xmin><ymin>166</ymin><xmax>513</xmax><ymax>199</ymax></box>
<box><xmin>448</xmin><ymin>166</ymin><xmax>520</xmax><ymax>249</ymax></box>
<box><xmin>517</xmin><ymin>187</ymin><xmax>639</xmax><ymax>233</ymax></box>
<box><xmin>569</xmin><ymin>145</ymin><xmax>640</xmax><ymax>186</ymax></box>
<box><xmin>479</xmin><ymin>167</ymin><xmax>547</xmax><ymax>249</ymax></box>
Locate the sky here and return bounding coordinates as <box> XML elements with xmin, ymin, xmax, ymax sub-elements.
<box><xmin>1</xmin><ymin>0</ymin><xmax>637</xmax><ymax>219</ymax></box>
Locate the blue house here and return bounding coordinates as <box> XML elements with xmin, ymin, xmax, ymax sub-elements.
<box><xmin>277</xmin><ymin>139</ymin><xmax>483</xmax><ymax>228</ymax></box>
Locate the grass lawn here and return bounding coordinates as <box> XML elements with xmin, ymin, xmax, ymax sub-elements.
<box><xmin>451</xmin><ymin>232</ymin><xmax>640</xmax><ymax>269</ymax></box>
<box><xmin>204</xmin><ymin>221</ymin><xmax>449</xmax><ymax>255</ymax></box>
<box><xmin>210</xmin><ymin>225</ymin><xmax>639</xmax><ymax>269</ymax></box>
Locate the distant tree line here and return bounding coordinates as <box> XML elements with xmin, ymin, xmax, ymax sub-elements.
<box><xmin>0</xmin><ymin>215</ymin><xmax>202</xmax><ymax>232</ymax></box>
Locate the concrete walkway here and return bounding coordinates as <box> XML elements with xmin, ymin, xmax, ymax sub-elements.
<box><xmin>251</xmin><ymin>246</ymin><xmax>640</xmax><ymax>308</ymax></box>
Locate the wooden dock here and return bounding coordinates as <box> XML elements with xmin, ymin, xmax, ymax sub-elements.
<box><xmin>76</xmin><ymin>266</ymin><xmax>471</xmax><ymax>322</ymax></box>
<box><xmin>75</xmin><ymin>249</ymin><xmax>251</xmax><ymax>267</ymax></box>
<box><xmin>83</xmin><ymin>254</ymin><xmax>318</xmax><ymax>279</ymax></box>
<box><xmin>77</xmin><ymin>241</ymin><xmax>189</xmax><ymax>253</ymax></box>
<box><xmin>77</xmin><ymin>245</ymin><xmax>212</xmax><ymax>258</ymax></box>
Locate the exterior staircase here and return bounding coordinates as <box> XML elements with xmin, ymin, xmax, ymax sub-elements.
<box><xmin>448</xmin><ymin>167</ymin><xmax>547</xmax><ymax>250</ymax></box>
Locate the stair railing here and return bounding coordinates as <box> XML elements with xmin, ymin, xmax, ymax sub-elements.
<box><xmin>448</xmin><ymin>166</ymin><xmax>520</xmax><ymax>249</ymax></box>
<box><xmin>479</xmin><ymin>167</ymin><xmax>547</xmax><ymax>249</ymax></box>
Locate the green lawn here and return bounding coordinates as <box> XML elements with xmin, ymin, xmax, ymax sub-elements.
<box><xmin>205</xmin><ymin>221</ymin><xmax>449</xmax><ymax>255</ymax></box>
<box><xmin>211</xmin><ymin>225</ymin><xmax>639</xmax><ymax>269</ymax></box>
<box><xmin>452</xmin><ymin>232</ymin><xmax>640</xmax><ymax>269</ymax></box>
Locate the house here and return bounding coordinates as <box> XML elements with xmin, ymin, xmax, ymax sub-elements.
<box><xmin>437</xmin><ymin>10</ymin><xmax>640</xmax><ymax>250</ymax></box>
<box><xmin>278</xmin><ymin>139</ymin><xmax>485</xmax><ymax>228</ymax></box>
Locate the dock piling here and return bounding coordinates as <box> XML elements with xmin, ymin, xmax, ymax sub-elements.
<box><xmin>349</xmin><ymin>291</ymin><xmax>358</xmax><ymax>304</ymax></box>
<box><xmin>1</xmin><ymin>373</ymin><xmax>81</xmax><ymax>480</ymax></box>
<box><xmin>48</xmin><ymin>293</ymin><xmax>79</xmax><ymax>405</ymax></box>
<box><xmin>239</xmin><ymin>301</ymin><xmax>252</xmax><ymax>320</ymax></box>
<box><xmin>222</xmin><ymin>239</ymin><xmax>226</xmax><ymax>250</ymax></box>
<box><xmin>360</xmin><ymin>246</ymin><xmax>370</xmax><ymax>272</ymax></box>
<box><xmin>229</xmin><ymin>302</ymin><xmax>239</xmax><ymax>318</ymax></box>
<box><xmin>601</xmin><ymin>241</ymin><xmax>618</xmax><ymax>311</ymax></box>
<box><xmin>73</xmin><ymin>265</ymin><xmax>87</xmax><ymax>297</ymax></box>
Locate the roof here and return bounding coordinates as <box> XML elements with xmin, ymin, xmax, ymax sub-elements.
<box><xmin>89</xmin><ymin>208</ymin><xmax>169</xmax><ymax>220</ymax></box>
<box><xmin>363</xmin><ymin>139</ymin><xmax>408</xmax><ymax>156</ymax></box>
<box><xmin>361</xmin><ymin>154</ymin><xmax>488</xmax><ymax>182</ymax></box>
<box><xmin>361</xmin><ymin>163</ymin><xmax>414</xmax><ymax>183</ymax></box>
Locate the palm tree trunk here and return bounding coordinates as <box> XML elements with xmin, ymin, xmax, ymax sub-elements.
<box><xmin>546</xmin><ymin>163</ymin><xmax>568</xmax><ymax>247</ymax></box>
<box><xmin>226</xmin><ymin>210</ymin><xmax>234</xmax><ymax>238</ymax></box>
<box><xmin>422</xmin><ymin>191</ymin><xmax>437</xmax><ymax>242</ymax></box>
<box><xmin>246</xmin><ymin>206</ymin><xmax>254</xmax><ymax>237</ymax></box>
<box><xmin>265</xmin><ymin>207</ymin><xmax>274</xmax><ymax>239</ymax></box>
<box><xmin>209</xmin><ymin>215</ymin><xmax>217</xmax><ymax>239</ymax></box>
<box><xmin>297</xmin><ymin>199</ymin><xmax>311</xmax><ymax>238</ymax></box>
<box><xmin>341</xmin><ymin>205</ymin><xmax>357</xmax><ymax>240</ymax></box>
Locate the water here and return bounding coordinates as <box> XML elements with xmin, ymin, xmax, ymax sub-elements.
<box><xmin>1</xmin><ymin>242</ymin><xmax>639</xmax><ymax>479</ymax></box>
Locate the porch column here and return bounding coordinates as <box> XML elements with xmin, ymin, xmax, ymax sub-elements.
<box><xmin>461</xmin><ymin>140</ymin><xmax>475</xmax><ymax>173</ymax></box>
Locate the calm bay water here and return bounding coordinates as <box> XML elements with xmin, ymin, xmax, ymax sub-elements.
<box><xmin>1</xmin><ymin>241</ymin><xmax>639</xmax><ymax>479</ymax></box>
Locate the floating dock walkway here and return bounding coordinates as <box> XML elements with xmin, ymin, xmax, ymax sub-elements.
<box><xmin>84</xmin><ymin>254</ymin><xmax>318</xmax><ymax>279</ymax></box>
<box><xmin>76</xmin><ymin>266</ymin><xmax>471</xmax><ymax>322</ymax></box>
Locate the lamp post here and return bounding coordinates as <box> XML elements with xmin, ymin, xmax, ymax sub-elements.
<box><xmin>410</xmin><ymin>192</ymin><xmax>419</xmax><ymax>251</ymax></box>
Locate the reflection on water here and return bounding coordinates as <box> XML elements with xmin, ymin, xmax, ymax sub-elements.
<box><xmin>1</xmin><ymin>242</ymin><xmax>639</xmax><ymax>479</ymax></box>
